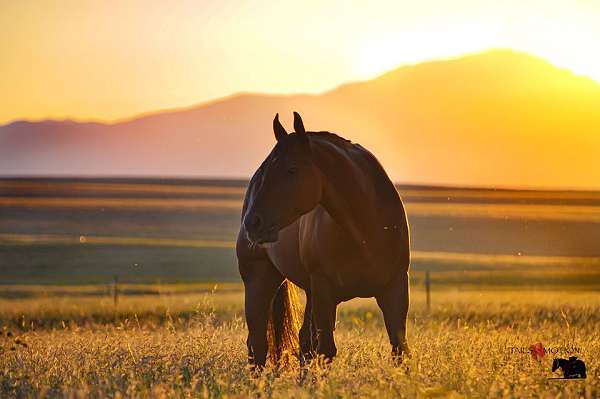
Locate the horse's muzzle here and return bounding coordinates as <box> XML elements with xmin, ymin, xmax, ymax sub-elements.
<box><xmin>244</xmin><ymin>212</ymin><xmax>279</xmax><ymax>244</ymax></box>
<box><xmin>246</xmin><ymin>229</ymin><xmax>279</xmax><ymax>245</ymax></box>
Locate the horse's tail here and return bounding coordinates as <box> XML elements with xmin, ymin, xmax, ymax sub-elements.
<box><xmin>267</xmin><ymin>279</ymin><xmax>301</xmax><ymax>366</ymax></box>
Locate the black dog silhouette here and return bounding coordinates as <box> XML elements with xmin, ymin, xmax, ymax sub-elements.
<box><xmin>552</xmin><ymin>357</ymin><xmax>587</xmax><ymax>379</ymax></box>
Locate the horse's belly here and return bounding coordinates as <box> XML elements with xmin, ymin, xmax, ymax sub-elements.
<box><xmin>322</xmin><ymin>260</ymin><xmax>390</xmax><ymax>300</ymax></box>
<box><xmin>299</xmin><ymin>206</ymin><xmax>403</xmax><ymax>299</ymax></box>
<box><xmin>265</xmin><ymin>206</ymin><xmax>406</xmax><ymax>299</ymax></box>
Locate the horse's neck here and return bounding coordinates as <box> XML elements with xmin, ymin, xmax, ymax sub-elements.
<box><xmin>312</xmin><ymin>140</ymin><xmax>399</xmax><ymax>257</ymax></box>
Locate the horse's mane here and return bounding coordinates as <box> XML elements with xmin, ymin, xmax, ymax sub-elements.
<box><xmin>307</xmin><ymin>131</ymin><xmax>352</xmax><ymax>146</ymax></box>
<box><xmin>308</xmin><ymin>130</ymin><xmax>400</xmax><ymax>207</ymax></box>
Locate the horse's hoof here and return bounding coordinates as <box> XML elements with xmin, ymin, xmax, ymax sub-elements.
<box><xmin>248</xmin><ymin>364</ymin><xmax>264</xmax><ymax>377</ymax></box>
<box><xmin>391</xmin><ymin>346</ymin><xmax>412</xmax><ymax>368</ymax></box>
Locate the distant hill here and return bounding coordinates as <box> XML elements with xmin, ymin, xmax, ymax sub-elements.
<box><xmin>1</xmin><ymin>49</ymin><xmax>599</xmax><ymax>189</ymax></box>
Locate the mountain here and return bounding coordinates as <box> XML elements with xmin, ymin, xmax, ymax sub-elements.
<box><xmin>1</xmin><ymin>49</ymin><xmax>599</xmax><ymax>189</ymax></box>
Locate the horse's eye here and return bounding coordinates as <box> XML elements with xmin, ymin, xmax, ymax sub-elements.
<box><xmin>287</xmin><ymin>166</ymin><xmax>298</xmax><ymax>175</ymax></box>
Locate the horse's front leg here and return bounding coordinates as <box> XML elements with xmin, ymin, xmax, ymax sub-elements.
<box><xmin>299</xmin><ymin>289</ymin><xmax>317</xmax><ymax>364</ymax></box>
<box><xmin>239</xmin><ymin>259</ymin><xmax>283</xmax><ymax>368</ymax></box>
<box><xmin>309</xmin><ymin>272</ymin><xmax>338</xmax><ymax>361</ymax></box>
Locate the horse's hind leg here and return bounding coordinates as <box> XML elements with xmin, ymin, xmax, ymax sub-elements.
<box><xmin>376</xmin><ymin>270</ymin><xmax>410</xmax><ymax>361</ymax></box>
<box><xmin>239</xmin><ymin>258</ymin><xmax>284</xmax><ymax>368</ymax></box>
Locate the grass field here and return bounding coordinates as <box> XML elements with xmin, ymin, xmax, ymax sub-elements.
<box><xmin>2</xmin><ymin>178</ymin><xmax>600</xmax><ymax>284</ymax></box>
<box><xmin>1</xmin><ymin>178</ymin><xmax>599</xmax><ymax>397</ymax></box>
<box><xmin>1</xmin><ymin>285</ymin><xmax>599</xmax><ymax>398</ymax></box>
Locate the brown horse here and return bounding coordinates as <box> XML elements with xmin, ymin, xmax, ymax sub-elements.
<box><xmin>236</xmin><ymin>112</ymin><xmax>410</xmax><ymax>367</ymax></box>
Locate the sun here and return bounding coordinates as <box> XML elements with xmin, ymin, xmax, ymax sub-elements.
<box><xmin>354</xmin><ymin>24</ymin><xmax>502</xmax><ymax>79</ymax></box>
<box><xmin>355</xmin><ymin>25</ymin><xmax>600</xmax><ymax>85</ymax></box>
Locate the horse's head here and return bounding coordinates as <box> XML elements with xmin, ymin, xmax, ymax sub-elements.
<box><xmin>552</xmin><ymin>358</ymin><xmax>563</xmax><ymax>372</ymax></box>
<box><xmin>244</xmin><ymin>112</ymin><xmax>322</xmax><ymax>244</ymax></box>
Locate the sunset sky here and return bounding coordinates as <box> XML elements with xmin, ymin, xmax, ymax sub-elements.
<box><xmin>2</xmin><ymin>0</ymin><xmax>600</xmax><ymax>125</ymax></box>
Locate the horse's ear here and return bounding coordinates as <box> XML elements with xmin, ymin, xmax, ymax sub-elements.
<box><xmin>273</xmin><ymin>113</ymin><xmax>287</xmax><ymax>141</ymax></box>
<box><xmin>293</xmin><ymin>112</ymin><xmax>306</xmax><ymax>135</ymax></box>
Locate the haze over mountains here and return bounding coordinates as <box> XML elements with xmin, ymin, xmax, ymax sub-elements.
<box><xmin>1</xmin><ymin>49</ymin><xmax>599</xmax><ymax>189</ymax></box>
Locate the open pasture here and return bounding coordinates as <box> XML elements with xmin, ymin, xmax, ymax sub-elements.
<box><xmin>2</xmin><ymin>178</ymin><xmax>600</xmax><ymax>284</ymax></box>
<box><xmin>1</xmin><ymin>178</ymin><xmax>599</xmax><ymax>397</ymax></box>
<box><xmin>1</xmin><ymin>285</ymin><xmax>599</xmax><ymax>398</ymax></box>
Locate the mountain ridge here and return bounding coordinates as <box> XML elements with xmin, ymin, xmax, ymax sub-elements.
<box><xmin>8</xmin><ymin>49</ymin><xmax>598</xmax><ymax>128</ymax></box>
<box><xmin>2</xmin><ymin>49</ymin><xmax>599</xmax><ymax>189</ymax></box>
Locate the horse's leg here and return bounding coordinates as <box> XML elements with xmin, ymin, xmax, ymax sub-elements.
<box><xmin>376</xmin><ymin>270</ymin><xmax>410</xmax><ymax>361</ymax></box>
<box><xmin>299</xmin><ymin>289</ymin><xmax>318</xmax><ymax>364</ymax></box>
<box><xmin>310</xmin><ymin>272</ymin><xmax>337</xmax><ymax>361</ymax></box>
<box><xmin>239</xmin><ymin>258</ymin><xmax>283</xmax><ymax>368</ymax></box>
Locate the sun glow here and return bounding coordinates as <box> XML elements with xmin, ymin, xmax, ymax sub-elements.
<box><xmin>355</xmin><ymin>23</ymin><xmax>500</xmax><ymax>78</ymax></box>
<box><xmin>355</xmin><ymin>5</ymin><xmax>600</xmax><ymax>84</ymax></box>
<box><xmin>2</xmin><ymin>0</ymin><xmax>600</xmax><ymax>124</ymax></box>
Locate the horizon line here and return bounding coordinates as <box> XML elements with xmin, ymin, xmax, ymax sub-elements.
<box><xmin>1</xmin><ymin>174</ymin><xmax>599</xmax><ymax>193</ymax></box>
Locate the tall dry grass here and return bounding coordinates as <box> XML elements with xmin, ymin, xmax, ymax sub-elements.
<box><xmin>1</xmin><ymin>287</ymin><xmax>599</xmax><ymax>398</ymax></box>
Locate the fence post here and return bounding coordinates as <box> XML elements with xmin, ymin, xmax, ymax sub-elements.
<box><xmin>113</xmin><ymin>275</ymin><xmax>119</xmax><ymax>306</ymax></box>
<box><xmin>425</xmin><ymin>270</ymin><xmax>431</xmax><ymax>311</ymax></box>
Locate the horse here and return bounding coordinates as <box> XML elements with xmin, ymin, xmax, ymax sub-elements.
<box><xmin>552</xmin><ymin>357</ymin><xmax>587</xmax><ymax>379</ymax></box>
<box><xmin>236</xmin><ymin>112</ymin><xmax>411</xmax><ymax>368</ymax></box>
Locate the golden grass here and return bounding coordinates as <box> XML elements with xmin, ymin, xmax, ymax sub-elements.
<box><xmin>1</xmin><ymin>286</ymin><xmax>599</xmax><ymax>398</ymax></box>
